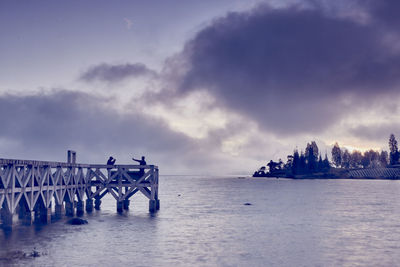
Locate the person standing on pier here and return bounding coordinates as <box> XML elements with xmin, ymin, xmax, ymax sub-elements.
<box><xmin>107</xmin><ymin>156</ymin><xmax>116</xmax><ymax>165</ymax></box>
<box><xmin>132</xmin><ymin>156</ymin><xmax>146</xmax><ymax>177</ymax></box>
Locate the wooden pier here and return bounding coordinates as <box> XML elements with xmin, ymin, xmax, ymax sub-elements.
<box><xmin>0</xmin><ymin>151</ymin><xmax>160</xmax><ymax>230</ymax></box>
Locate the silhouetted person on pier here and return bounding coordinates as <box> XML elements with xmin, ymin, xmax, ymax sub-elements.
<box><xmin>107</xmin><ymin>156</ymin><xmax>116</xmax><ymax>166</ymax></box>
<box><xmin>132</xmin><ymin>156</ymin><xmax>146</xmax><ymax>177</ymax></box>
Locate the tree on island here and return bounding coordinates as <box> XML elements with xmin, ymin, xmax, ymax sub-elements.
<box><xmin>379</xmin><ymin>151</ymin><xmax>389</xmax><ymax>167</ymax></box>
<box><xmin>323</xmin><ymin>153</ymin><xmax>330</xmax><ymax>171</ymax></box>
<box><xmin>341</xmin><ymin>149</ymin><xmax>350</xmax><ymax>169</ymax></box>
<box><xmin>389</xmin><ymin>134</ymin><xmax>399</xmax><ymax>165</ymax></box>
<box><xmin>305</xmin><ymin>142</ymin><xmax>318</xmax><ymax>172</ymax></box>
<box><xmin>318</xmin><ymin>154</ymin><xmax>323</xmax><ymax>170</ymax></box>
<box><xmin>299</xmin><ymin>151</ymin><xmax>306</xmax><ymax>174</ymax></box>
<box><xmin>287</xmin><ymin>141</ymin><xmax>328</xmax><ymax>175</ymax></box>
<box><xmin>349</xmin><ymin>150</ymin><xmax>362</xmax><ymax>168</ymax></box>
<box><xmin>292</xmin><ymin>150</ymin><xmax>300</xmax><ymax>175</ymax></box>
<box><xmin>331</xmin><ymin>142</ymin><xmax>342</xmax><ymax>168</ymax></box>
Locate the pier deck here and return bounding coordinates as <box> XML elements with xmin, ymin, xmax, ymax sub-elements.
<box><xmin>0</xmin><ymin>151</ymin><xmax>160</xmax><ymax>229</ymax></box>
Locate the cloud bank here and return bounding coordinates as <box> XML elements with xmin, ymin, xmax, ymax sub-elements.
<box><xmin>0</xmin><ymin>90</ymin><xmax>260</xmax><ymax>174</ymax></box>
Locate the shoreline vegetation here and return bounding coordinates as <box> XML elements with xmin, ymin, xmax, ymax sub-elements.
<box><xmin>253</xmin><ymin>134</ymin><xmax>400</xmax><ymax>180</ymax></box>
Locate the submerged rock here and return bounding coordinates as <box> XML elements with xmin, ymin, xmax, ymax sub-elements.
<box><xmin>67</xmin><ymin>218</ymin><xmax>88</xmax><ymax>225</ymax></box>
<box><xmin>30</xmin><ymin>248</ymin><xmax>40</xmax><ymax>258</ymax></box>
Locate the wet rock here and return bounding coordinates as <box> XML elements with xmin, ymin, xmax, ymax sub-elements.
<box><xmin>30</xmin><ymin>248</ymin><xmax>40</xmax><ymax>258</ymax></box>
<box><xmin>67</xmin><ymin>218</ymin><xmax>88</xmax><ymax>225</ymax></box>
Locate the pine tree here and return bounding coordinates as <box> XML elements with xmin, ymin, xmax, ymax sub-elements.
<box><xmin>331</xmin><ymin>142</ymin><xmax>342</xmax><ymax>168</ymax></box>
<box><xmin>323</xmin><ymin>153</ymin><xmax>330</xmax><ymax>171</ymax></box>
<box><xmin>342</xmin><ymin>149</ymin><xmax>351</xmax><ymax>169</ymax></box>
<box><xmin>299</xmin><ymin>151</ymin><xmax>306</xmax><ymax>174</ymax></box>
<box><xmin>318</xmin><ymin>154</ymin><xmax>323</xmax><ymax>171</ymax></box>
<box><xmin>379</xmin><ymin>151</ymin><xmax>389</xmax><ymax>167</ymax></box>
<box><xmin>306</xmin><ymin>146</ymin><xmax>317</xmax><ymax>173</ymax></box>
<box><xmin>292</xmin><ymin>150</ymin><xmax>300</xmax><ymax>175</ymax></box>
<box><xmin>349</xmin><ymin>150</ymin><xmax>362</xmax><ymax>168</ymax></box>
<box><xmin>389</xmin><ymin>134</ymin><xmax>399</xmax><ymax>165</ymax></box>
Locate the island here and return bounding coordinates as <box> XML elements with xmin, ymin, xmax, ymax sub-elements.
<box><xmin>253</xmin><ymin>134</ymin><xmax>400</xmax><ymax>179</ymax></box>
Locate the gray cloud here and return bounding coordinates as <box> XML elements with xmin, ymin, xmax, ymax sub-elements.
<box><xmin>157</xmin><ymin>1</ymin><xmax>400</xmax><ymax>135</ymax></box>
<box><xmin>349</xmin><ymin>123</ymin><xmax>400</xmax><ymax>143</ymax></box>
<box><xmin>0</xmin><ymin>90</ymin><xmax>242</xmax><ymax>174</ymax></box>
<box><xmin>80</xmin><ymin>63</ymin><xmax>157</xmax><ymax>83</ymax></box>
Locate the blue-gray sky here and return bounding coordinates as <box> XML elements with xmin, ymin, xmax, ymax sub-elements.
<box><xmin>1</xmin><ymin>0</ymin><xmax>399</xmax><ymax>174</ymax></box>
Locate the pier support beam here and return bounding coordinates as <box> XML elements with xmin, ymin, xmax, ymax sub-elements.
<box><xmin>94</xmin><ymin>198</ymin><xmax>101</xmax><ymax>210</ymax></box>
<box><xmin>55</xmin><ymin>204</ymin><xmax>64</xmax><ymax>219</ymax></box>
<box><xmin>117</xmin><ymin>201</ymin><xmax>123</xmax><ymax>213</ymax></box>
<box><xmin>1</xmin><ymin>207</ymin><xmax>13</xmax><ymax>230</ymax></box>
<box><xmin>85</xmin><ymin>199</ymin><xmax>93</xmax><ymax>213</ymax></box>
<box><xmin>149</xmin><ymin>200</ymin><xmax>157</xmax><ymax>213</ymax></box>
<box><xmin>65</xmin><ymin>201</ymin><xmax>75</xmax><ymax>217</ymax></box>
<box><xmin>123</xmin><ymin>199</ymin><xmax>130</xmax><ymax>210</ymax></box>
<box><xmin>76</xmin><ymin>201</ymin><xmax>84</xmax><ymax>216</ymax></box>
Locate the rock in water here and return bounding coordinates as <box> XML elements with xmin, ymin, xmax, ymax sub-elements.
<box><xmin>67</xmin><ymin>218</ymin><xmax>88</xmax><ymax>225</ymax></box>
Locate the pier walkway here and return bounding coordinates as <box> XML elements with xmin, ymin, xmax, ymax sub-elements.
<box><xmin>0</xmin><ymin>151</ymin><xmax>160</xmax><ymax>229</ymax></box>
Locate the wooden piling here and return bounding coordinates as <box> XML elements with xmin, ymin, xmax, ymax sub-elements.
<box><xmin>123</xmin><ymin>200</ymin><xmax>130</xmax><ymax>210</ymax></box>
<box><xmin>0</xmin><ymin>207</ymin><xmax>13</xmax><ymax>230</ymax></box>
<box><xmin>149</xmin><ymin>200</ymin><xmax>157</xmax><ymax>213</ymax></box>
<box><xmin>22</xmin><ymin>210</ymin><xmax>33</xmax><ymax>226</ymax></box>
<box><xmin>117</xmin><ymin>201</ymin><xmax>123</xmax><ymax>213</ymax></box>
<box><xmin>94</xmin><ymin>198</ymin><xmax>102</xmax><ymax>210</ymax></box>
<box><xmin>156</xmin><ymin>199</ymin><xmax>160</xmax><ymax>210</ymax></box>
<box><xmin>55</xmin><ymin>204</ymin><xmax>64</xmax><ymax>219</ymax></box>
<box><xmin>65</xmin><ymin>201</ymin><xmax>75</xmax><ymax>217</ymax></box>
<box><xmin>76</xmin><ymin>201</ymin><xmax>84</xmax><ymax>216</ymax></box>
<box><xmin>40</xmin><ymin>207</ymin><xmax>52</xmax><ymax>224</ymax></box>
<box><xmin>85</xmin><ymin>199</ymin><xmax>93</xmax><ymax>213</ymax></box>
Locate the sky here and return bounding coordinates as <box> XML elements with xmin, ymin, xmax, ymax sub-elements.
<box><xmin>1</xmin><ymin>0</ymin><xmax>400</xmax><ymax>175</ymax></box>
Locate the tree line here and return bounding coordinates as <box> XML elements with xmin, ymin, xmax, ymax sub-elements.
<box><xmin>279</xmin><ymin>134</ymin><xmax>400</xmax><ymax>175</ymax></box>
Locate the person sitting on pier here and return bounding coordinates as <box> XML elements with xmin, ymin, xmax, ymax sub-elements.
<box><xmin>132</xmin><ymin>156</ymin><xmax>146</xmax><ymax>177</ymax></box>
<box><xmin>107</xmin><ymin>156</ymin><xmax>116</xmax><ymax>166</ymax></box>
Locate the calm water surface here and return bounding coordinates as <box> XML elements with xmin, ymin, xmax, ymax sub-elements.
<box><xmin>2</xmin><ymin>176</ymin><xmax>400</xmax><ymax>266</ymax></box>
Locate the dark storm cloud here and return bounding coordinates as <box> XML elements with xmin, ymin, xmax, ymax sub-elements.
<box><xmin>158</xmin><ymin>1</ymin><xmax>400</xmax><ymax>135</ymax></box>
<box><xmin>0</xmin><ymin>90</ymin><xmax>226</xmax><ymax>173</ymax></box>
<box><xmin>80</xmin><ymin>63</ymin><xmax>157</xmax><ymax>83</ymax></box>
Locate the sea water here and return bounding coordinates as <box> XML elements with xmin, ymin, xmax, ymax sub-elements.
<box><xmin>1</xmin><ymin>176</ymin><xmax>400</xmax><ymax>266</ymax></box>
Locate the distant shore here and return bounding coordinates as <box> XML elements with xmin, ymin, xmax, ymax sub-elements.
<box><xmin>253</xmin><ymin>167</ymin><xmax>400</xmax><ymax>180</ymax></box>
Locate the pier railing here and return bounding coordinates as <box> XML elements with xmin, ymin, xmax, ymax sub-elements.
<box><xmin>0</xmin><ymin>152</ymin><xmax>159</xmax><ymax>229</ymax></box>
